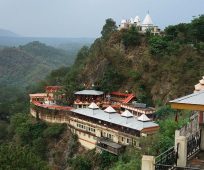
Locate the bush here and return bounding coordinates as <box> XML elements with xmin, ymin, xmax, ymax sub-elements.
<box><xmin>0</xmin><ymin>144</ymin><xmax>49</xmax><ymax>170</ymax></box>
<box><xmin>149</xmin><ymin>36</ymin><xmax>168</xmax><ymax>56</ymax></box>
<box><xmin>122</xmin><ymin>26</ymin><xmax>141</xmax><ymax>47</ymax></box>
<box><xmin>67</xmin><ymin>134</ymin><xmax>78</xmax><ymax>158</ymax></box>
<box><xmin>69</xmin><ymin>155</ymin><xmax>92</xmax><ymax>170</ymax></box>
<box><xmin>43</xmin><ymin>124</ymin><xmax>65</xmax><ymax>138</ymax></box>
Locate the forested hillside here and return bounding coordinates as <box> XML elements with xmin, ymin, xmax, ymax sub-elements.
<box><xmin>49</xmin><ymin>15</ymin><xmax>204</xmax><ymax>106</ymax></box>
<box><xmin>0</xmin><ymin>15</ymin><xmax>204</xmax><ymax>170</ymax></box>
<box><xmin>0</xmin><ymin>41</ymin><xmax>76</xmax><ymax>87</ymax></box>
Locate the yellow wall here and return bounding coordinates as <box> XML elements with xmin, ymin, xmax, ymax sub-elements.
<box><xmin>31</xmin><ymin>108</ymin><xmax>141</xmax><ymax>149</ymax></box>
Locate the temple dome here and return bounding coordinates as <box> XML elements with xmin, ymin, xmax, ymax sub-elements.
<box><xmin>130</xmin><ymin>18</ymin><xmax>134</xmax><ymax>24</ymax></box>
<box><xmin>88</xmin><ymin>102</ymin><xmax>99</xmax><ymax>109</ymax></box>
<box><xmin>142</xmin><ymin>14</ymin><xmax>153</xmax><ymax>25</ymax></box>
<box><xmin>121</xmin><ymin>110</ymin><xmax>133</xmax><ymax>118</ymax></box>
<box><xmin>138</xmin><ymin>114</ymin><xmax>150</xmax><ymax>122</ymax></box>
<box><xmin>121</xmin><ymin>19</ymin><xmax>127</xmax><ymax>24</ymax></box>
<box><xmin>134</xmin><ymin>16</ymin><xmax>140</xmax><ymax>23</ymax></box>
<box><xmin>104</xmin><ymin>106</ymin><xmax>116</xmax><ymax>113</ymax></box>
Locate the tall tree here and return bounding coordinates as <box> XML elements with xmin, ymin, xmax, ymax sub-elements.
<box><xmin>101</xmin><ymin>18</ymin><xmax>117</xmax><ymax>41</ymax></box>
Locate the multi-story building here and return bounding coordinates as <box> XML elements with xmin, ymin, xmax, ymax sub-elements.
<box><xmin>30</xmin><ymin>87</ymin><xmax>159</xmax><ymax>155</ymax></box>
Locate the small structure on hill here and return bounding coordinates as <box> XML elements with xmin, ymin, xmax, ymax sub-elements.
<box><xmin>119</xmin><ymin>12</ymin><xmax>161</xmax><ymax>35</ymax></box>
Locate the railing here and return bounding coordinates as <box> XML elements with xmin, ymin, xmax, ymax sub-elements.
<box><xmin>155</xmin><ymin>146</ymin><xmax>177</xmax><ymax>170</ymax></box>
<box><xmin>96</xmin><ymin>137</ymin><xmax>125</xmax><ymax>155</ymax></box>
<box><xmin>187</xmin><ymin>130</ymin><xmax>201</xmax><ymax>159</ymax></box>
<box><xmin>155</xmin><ymin>164</ymin><xmax>200</xmax><ymax>170</ymax></box>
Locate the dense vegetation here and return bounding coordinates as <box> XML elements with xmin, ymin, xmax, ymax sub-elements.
<box><xmin>45</xmin><ymin>15</ymin><xmax>204</xmax><ymax>106</ymax></box>
<box><xmin>0</xmin><ymin>15</ymin><xmax>204</xmax><ymax>169</ymax></box>
<box><xmin>0</xmin><ymin>41</ymin><xmax>77</xmax><ymax>88</ymax></box>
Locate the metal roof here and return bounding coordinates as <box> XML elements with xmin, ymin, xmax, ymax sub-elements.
<box><xmin>71</xmin><ymin>108</ymin><xmax>159</xmax><ymax>131</ymax></box>
<box><xmin>75</xmin><ymin>90</ymin><xmax>104</xmax><ymax>96</ymax></box>
<box><xmin>169</xmin><ymin>90</ymin><xmax>204</xmax><ymax>105</ymax></box>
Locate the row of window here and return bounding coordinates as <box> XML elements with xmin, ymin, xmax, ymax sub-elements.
<box><xmin>77</xmin><ymin>123</ymin><xmax>96</xmax><ymax>133</ymax></box>
<box><xmin>103</xmin><ymin>132</ymin><xmax>114</xmax><ymax>139</ymax></box>
<box><xmin>121</xmin><ymin>136</ymin><xmax>130</xmax><ymax>143</ymax></box>
<box><xmin>76</xmin><ymin>131</ymin><xmax>97</xmax><ymax>140</ymax></box>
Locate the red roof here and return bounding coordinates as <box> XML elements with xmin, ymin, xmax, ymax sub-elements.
<box><xmin>111</xmin><ymin>92</ymin><xmax>129</xmax><ymax>97</ymax></box>
<box><xmin>111</xmin><ymin>92</ymin><xmax>135</xmax><ymax>104</ymax></box>
<box><xmin>32</xmin><ymin>101</ymin><xmax>73</xmax><ymax>111</ymax></box>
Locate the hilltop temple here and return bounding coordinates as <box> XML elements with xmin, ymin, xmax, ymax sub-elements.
<box><xmin>119</xmin><ymin>12</ymin><xmax>161</xmax><ymax>35</ymax></box>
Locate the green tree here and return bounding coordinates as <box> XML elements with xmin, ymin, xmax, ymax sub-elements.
<box><xmin>0</xmin><ymin>144</ymin><xmax>49</xmax><ymax>170</ymax></box>
<box><xmin>122</xmin><ymin>26</ymin><xmax>141</xmax><ymax>47</ymax></box>
<box><xmin>70</xmin><ymin>155</ymin><xmax>92</xmax><ymax>170</ymax></box>
<box><xmin>149</xmin><ymin>36</ymin><xmax>168</xmax><ymax>56</ymax></box>
<box><xmin>101</xmin><ymin>18</ymin><xmax>117</xmax><ymax>41</ymax></box>
<box><xmin>191</xmin><ymin>15</ymin><xmax>204</xmax><ymax>42</ymax></box>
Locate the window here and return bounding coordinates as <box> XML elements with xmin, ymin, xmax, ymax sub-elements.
<box><xmin>122</xmin><ymin>137</ymin><xmax>124</xmax><ymax>142</ymax></box>
<box><xmin>108</xmin><ymin>134</ymin><xmax>111</xmax><ymax>139</ymax></box>
<box><xmin>127</xmin><ymin>138</ymin><xmax>129</xmax><ymax>144</ymax></box>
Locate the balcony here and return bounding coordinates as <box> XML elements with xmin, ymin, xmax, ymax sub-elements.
<box><xmin>96</xmin><ymin>137</ymin><xmax>125</xmax><ymax>155</ymax></box>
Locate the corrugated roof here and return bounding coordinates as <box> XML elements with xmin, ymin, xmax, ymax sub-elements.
<box><xmin>75</xmin><ymin>90</ymin><xmax>104</xmax><ymax>95</ymax></box>
<box><xmin>169</xmin><ymin>90</ymin><xmax>204</xmax><ymax>105</ymax></box>
<box><xmin>71</xmin><ymin>108</ymin><xmax>158</xmax><ymax>131</ymax></box>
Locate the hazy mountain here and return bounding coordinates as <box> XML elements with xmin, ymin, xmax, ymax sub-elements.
<box><xmin>0</xmin><ymin>28</ymin><xmax>19</xmax><ymax>37</ymax></box>
<box><xmin>0</xmin><ymin>41</ymin><xmax>77</xmax><ymax>88</ymax></box>
<box><xmin>0</xmin><ymin>36</ymin><xmax>94</xmax><ymax>49</ymax></box>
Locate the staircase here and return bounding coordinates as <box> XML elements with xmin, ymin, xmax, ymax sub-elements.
<box><xmin>123</xmin><ymin>94</ymin><xmax>135</xmax><ymax>103</ymax></box>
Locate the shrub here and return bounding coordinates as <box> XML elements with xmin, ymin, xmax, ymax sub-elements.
<box><xmin>43</xmin><ymin>124</ymin><xmax>65</xmax><ymax>138</ymax></box>
<box><xmin>122</xmin><ymin>26</ymin><xmax>141</xmax><ymax>47</ymax></box>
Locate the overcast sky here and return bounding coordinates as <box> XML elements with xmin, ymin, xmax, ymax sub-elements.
<box><xmin>0</xmin><ymin>0</ymin><xmax>203</xmax><ymax>38</ymax></box>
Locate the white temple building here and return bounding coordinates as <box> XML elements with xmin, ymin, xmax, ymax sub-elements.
<box><xmin>119</xmin><ymin>13</ymin><xmax>160</xmax><ymax>35</ymax></box>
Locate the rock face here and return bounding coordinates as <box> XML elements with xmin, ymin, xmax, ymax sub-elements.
<box><xmin>74</xmin><ymin>36</ymin><xmax>203</xmax><ymax>105</ymax></box>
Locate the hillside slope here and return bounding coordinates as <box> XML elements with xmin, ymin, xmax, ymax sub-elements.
<box><xmin>50</xmin><ymin>16</ymin><xmax>204</xmax><ymax>106</ymax></box>
<box><xmin>0</xmin><ymin>41</ymin><xmax>76</xmax><ymax>87</ymax></box>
